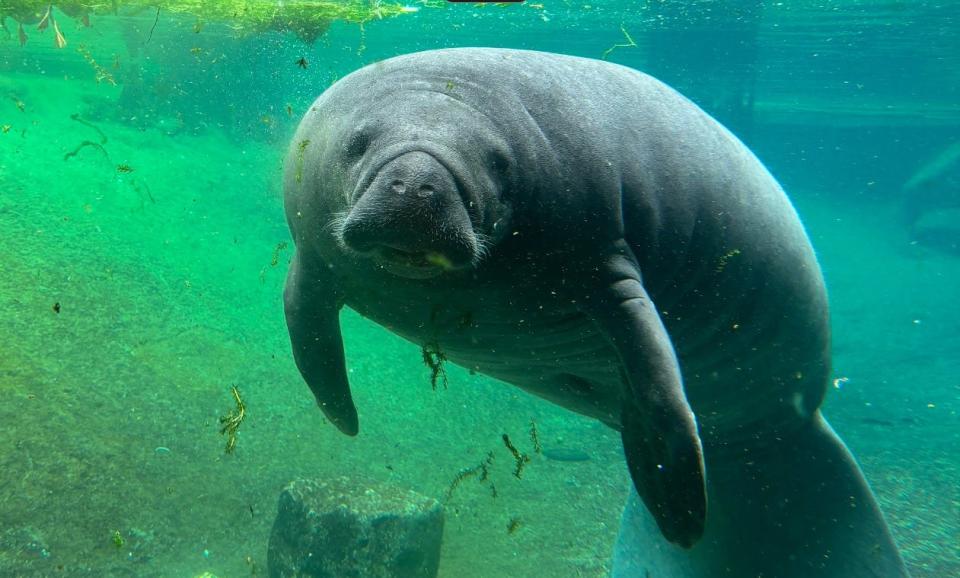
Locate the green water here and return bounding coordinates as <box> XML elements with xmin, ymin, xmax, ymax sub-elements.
<box><xmin>1</xmin><ymin>1</ymin><xmax>957</xmax><ymax>577</ymax></box>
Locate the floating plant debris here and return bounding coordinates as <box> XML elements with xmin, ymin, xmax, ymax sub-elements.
<box><xmin>716</xmin><ymin>248</ymin><xmax>742</xmax><ymax>273</ymax></box>
<box><xmin>63</xmin><ymin>140</ymin><xmax>110</xmax><ymax>162</ymax></box>
<box><xmin>294</xmin><ymin>139</ymin><xmax>310</xmax><ymax>184</ymax></box>
<box><xmin>601</xmin><ymin>23</ymin><xmax>637</xmax><ymax>60</ymax></box>
<box><xmin>502</xmin><ymin>433</ymin><xmax>530</xmax><ymax>479</ymax></box>
<box><xmin>529</xmin><ymin>419</ymin><xmax>542</xmax><ymax>454</ymax></box>
<box><xmin>219</xmin><ymin>385</ymin><xmax>247</xmax><ymax>454</ymax></box>
<box><xmin>445</xmin><ymin>451</ymin><xmax>495</xmax><ymax>501</ymax></box>
<box><xmin>421</xmin><ymin>341</ymin><xmax>449</xmax><ymax>390</ymax></box>
<box><xmin>270</xmin><ymin>241</ymin><xmax>289</xmax><ymax>267</ymax></box>
<box><xmin>77</xmin><ymin>44</ymin><xmax>115</xmax><ymax>85</ymax></box>
<box><xmin>70</xmin><ymin>113</ymin><xmax>107</xmax><ymax>145</ymax></box>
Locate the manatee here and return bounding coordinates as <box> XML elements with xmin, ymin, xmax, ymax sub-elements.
<box><xmin>282</xmin><ymin>48</ymin><xmax>909</xmax><ymax>577</ymax></box>
<box><xmin>901</xmin><ymin>140</ymin><xmax>960</xmax><ymax>254</ymax></box>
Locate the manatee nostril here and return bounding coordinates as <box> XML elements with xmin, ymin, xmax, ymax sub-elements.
<box><xmin>390</xmin><ymin>180</ymin><xmax>406</xmax><ymax>194</ymax></box>
<box><xmin>417</xmin><ymin>184</ymin><xmax>435</xmax><ymax>198</ymax></box>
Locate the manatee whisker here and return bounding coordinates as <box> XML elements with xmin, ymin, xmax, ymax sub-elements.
<box><xmin>473</xmin><ymin>231</ymin><xmax>493</xmax><ymax>264</ymax></box>
<box><xmin>325</xmin><ymin>210</ymin><xmax>350</xmax><ymax>249</ymax></box>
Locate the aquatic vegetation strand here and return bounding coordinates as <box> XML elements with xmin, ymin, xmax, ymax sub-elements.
<box><xmin>77</xmin><ymin>44</ymin><xmax>116</xmax><ymax>85</ymax></box>
<box><xmin>601</xmin><ymin>23</ymin><xmax>637</xmax><ymax>60</ymax></box>
<box><xmin>528</xmin><ymin>419</ymin><xmax>542</xmax><ymax>454</ymax></box>
<box><xmin>421</xmin><ymin>341</ymin><xmax>448</xmax><ymax>390</ymax></box>
<box><xmin>501</xmin><ymin>433</ymin><xmax>530</xmax><ymax>479</ymax></box>
<box><xmin>1</xmin><ymin>0</ymin><xmax>424</xmax><ymax>47</ymax></box>
<box><xmin>218</xmin><ymin>385</ymin><xmax>247</xmax><ymax>454</ymax></box>
<box><xmin>444</xmin><ymin>450</ymin><xmax>495</xmax><ymax>501</ymax></box>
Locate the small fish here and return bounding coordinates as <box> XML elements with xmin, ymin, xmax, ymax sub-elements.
<box><xmin>542</xmin><ymin>447</ymin><xmax>591</xmax><ymax>462</ymax></box>
<box><xmin>18</xmin><ymin>22</ymin><xmax>27</xmax><ymax>46</ymax></box>
<box><xmin>286</xmin><ymin>104</ymin><xmax>293</xmax><ymax>117</ymax></box>
<box><xmin>296</xmin><ymin>56</ymin><xmax>309</xmax><ymax>69</ymax></box>
<box><xmin>861</xmin><ymin>418</ymin><xmax>896</xmax><ymax>428</ymax></box>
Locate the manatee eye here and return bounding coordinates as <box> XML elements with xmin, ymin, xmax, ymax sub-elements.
<box><xmin>344</xmin><ymin>128</ymin><xmax>371</xmax><ymax>160</ymax></box>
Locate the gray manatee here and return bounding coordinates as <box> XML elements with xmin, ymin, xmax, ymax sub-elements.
<box><xmin>901</xmin><ymin>140</ymin><xmax>960</xmax><ymax>254</ymax></box>
<box><xmin>282</xmin><ymin>48</ymin><xmax>909</xmax><ymax>577</ymax></box>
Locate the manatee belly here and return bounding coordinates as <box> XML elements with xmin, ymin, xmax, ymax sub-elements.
<box><xmin>341</xmin><ymin>274</ymin><xmax>626</xmax><ymax>424</ymax></box>
<box><xmin>338</xmin><ymin>259</ymin><xmax>826</xmax><ymax>440</ymax></box>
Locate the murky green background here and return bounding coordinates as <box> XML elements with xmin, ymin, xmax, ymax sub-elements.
<box><xmin>1</xmin><ymin>1</ymin><xmax>957</xmax><ymax>577</ymax></box>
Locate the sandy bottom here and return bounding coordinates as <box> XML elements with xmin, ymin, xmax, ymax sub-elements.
<box><xmin>1</xmin><ymin>76</ymin><xmax>957</xmax><ymax>577</ymax></box>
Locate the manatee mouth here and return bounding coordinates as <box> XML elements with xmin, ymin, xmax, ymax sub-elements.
<box><xmin>373</xmin><ymin>247</ymin><xmax>448</xmax><ymax>279</ymax></box>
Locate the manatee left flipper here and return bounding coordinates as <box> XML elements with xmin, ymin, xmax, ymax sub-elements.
<box><xmin>579</xmin><ymin>240</ymin><xmax>706</xmax><ymax>548</ymax></box>
<box><xmin>283</xmin><ymin>250</ymin><xmax>359</xmax><ymax>436</ymax></box>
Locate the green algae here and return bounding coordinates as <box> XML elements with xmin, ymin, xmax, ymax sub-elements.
<box><xmin>1</xmin><ymin>0</ymin><xmax>424</xmax><ymax>46</ymax></box>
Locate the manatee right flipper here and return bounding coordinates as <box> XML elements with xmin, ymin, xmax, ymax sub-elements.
<box><xmin>283</xmin><ymin>250</ymin><xmax>359</xmax><ymax>436</ymax></box>
<box><xmin>578</xmin><ymin>240</ymin><xmax>707</xmax><ymax>548</ymax></box>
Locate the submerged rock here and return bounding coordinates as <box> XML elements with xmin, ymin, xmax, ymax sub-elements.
<box><xmin>267</xmin><ymin>477</ymin><xmax>444</xmax><ymax>578</ymax></box>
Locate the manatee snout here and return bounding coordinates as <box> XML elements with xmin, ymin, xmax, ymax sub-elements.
<box><xmin>340</xmin><ymin>151</ymin><xmax>480</xmax><ymax>277</ymax></box>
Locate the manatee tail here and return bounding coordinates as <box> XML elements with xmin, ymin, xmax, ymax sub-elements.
<box><xmin>612</xmin><ymin>413</ymin><xmax>910</xmax><ymax>578</ymax></box>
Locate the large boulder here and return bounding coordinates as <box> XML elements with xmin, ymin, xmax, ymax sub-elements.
<box><xmin>268</xmin><ymin>477</ymin><xmax>444</xmax><ymax>578</ymax></box>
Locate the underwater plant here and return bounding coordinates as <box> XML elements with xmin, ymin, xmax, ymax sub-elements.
<box><xmin>444</xmin><ymin>450</ymin><xmax>495</xmax><ymax>501</ymax></box>
<box><xmin>218</xmin><ymin>385</ymin><xmax>247</xmax><ymax>454</ymax></box>
<box><xmin>0</xmin><ymin>0</ymin><xmax>425</xmax><ymax>47</ymax></box>
<box><xmin>501</xmin><ymin>433</ymin><xmax>530</xmax><ymax>479</ymax></box>
<box><xmin>421</xmin><ymin>341</ymin><xmax>449</xmax><ymax>390</ymax></box>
